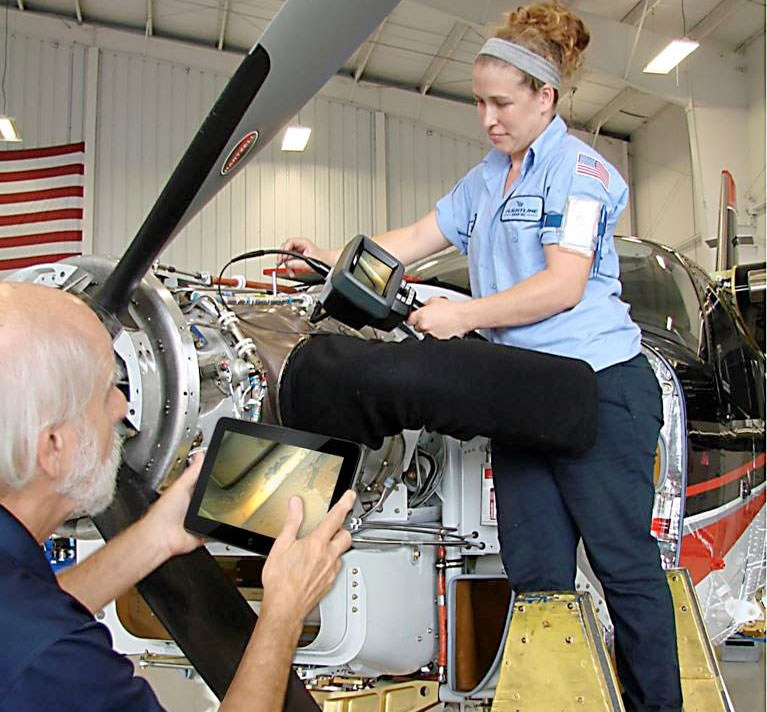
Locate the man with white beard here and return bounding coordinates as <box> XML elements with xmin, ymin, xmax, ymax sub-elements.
<box><xmin>0</xmin><ymin>282</ymin><xmax>355</xmax><ymax>712</ymax></box>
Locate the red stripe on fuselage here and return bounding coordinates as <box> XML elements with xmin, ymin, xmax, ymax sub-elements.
<box><xmin>686</xmin><ymin>453</ymin><xmax>766</xmax><ymax>497</ymax></box>
<box><xmin>680</xmin><ymin>489</ymin><xmax>766</xmax><ymax>584</ymax></box>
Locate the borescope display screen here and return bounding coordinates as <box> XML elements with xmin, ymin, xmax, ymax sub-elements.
<box><xmin>196</xmin><ymin>431</ymin><xmax>344</xmax><ymax>539</ymax></box>
<box><xmin>352</xmin><ymin>250</ymin><xmax>393</xmax><ymax>296</ymax></box>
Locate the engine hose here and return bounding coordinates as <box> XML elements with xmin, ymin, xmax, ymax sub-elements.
<box><xmin>437</xmin><ymin>544</ymin><xmax>448</xmax><ymax>683</ymax></box>
<box><xmin>350</xmin><ymin>523</ymin><xmax>474</xmax><ymax>548</ymax></box>
<box><xmin>350</xmin><ymin>536</ymin><xmax>475</xmax><ymax>547</ymax></box>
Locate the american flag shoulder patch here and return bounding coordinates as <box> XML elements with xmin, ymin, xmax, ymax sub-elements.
<box><xmin>575</xmin><ymin>152</ymin><xmax>610</xmax><ymax>190</ymax></box>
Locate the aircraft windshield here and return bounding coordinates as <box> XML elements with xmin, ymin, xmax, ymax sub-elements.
<box><xmin>407</xmin><ymin>238</ymin><xmax>705</xmax><ymax>354</ymax></box>
<box><xmin>616</xmin><ymin>239</ymin><xmax>703</xmax><ymax>353</ymax></box>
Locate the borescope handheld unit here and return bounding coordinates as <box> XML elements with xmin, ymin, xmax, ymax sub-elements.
<box><xmin>311</xmin><ymin>235</ymin><xmax>418</xmax><ymax>331</ymax></box>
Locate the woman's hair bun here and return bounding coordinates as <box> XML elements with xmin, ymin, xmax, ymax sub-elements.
<box><xmin>496</xmin><ymin>1</ymin><xmax>590</xmax><ymax>81</ymax></box>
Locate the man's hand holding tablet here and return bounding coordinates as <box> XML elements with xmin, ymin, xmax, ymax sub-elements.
<box><xmin>184</xmin><ymin>419</ymin><xmax>362</xmax><ymax>554</ymax></box>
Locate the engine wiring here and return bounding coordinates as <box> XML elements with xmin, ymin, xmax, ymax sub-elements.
<box><xmin>358</xmin><ymin>476</ymin><xmax>398</xmax><ymax>521</ymax></box>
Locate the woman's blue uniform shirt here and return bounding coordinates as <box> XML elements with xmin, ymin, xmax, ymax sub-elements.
<box><xmin>435</xmin><ymin>115</ymin><xmax>640</xmax><ymax>372</ymax></box>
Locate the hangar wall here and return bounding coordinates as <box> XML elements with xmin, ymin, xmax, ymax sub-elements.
<box><xmin>632</xmin><ymin>34</ymin><xmax>766</xmax><ymax>270</ymax></box>
<box><xmin>385</xmin><ymin>117</ymin><xmax>486</xmax><ymax>229</ymax></box>
<box><xmin>0</xmin><ymin>33</ymin><xmax>86</xmax><ymax>146</ymax></box>
<box><xmin>0</xmin><ymin>12</ymin><xmax>490</xmax><ymax>280</ymax></box>
<box><xmin>631</xmin><ymin>106</ymin><xmax>700</xmax><ymax>261</ymax></box>
<box><xmin>94</xmin><ymin>50</ymin><xmax>387</xmax><ymax>277</ymax></box>
<box><xmin>745</xmin><ymin>33</ymin><xmax>766</xmax><ymax>252</ymax></box>
<box><xmin>1</xmin><ymin>10</ymin><xmax>640</xmax><ymax>282</ymax></box>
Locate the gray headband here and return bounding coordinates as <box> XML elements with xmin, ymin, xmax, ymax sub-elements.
<box><xmin>478</xmin><ymin>37</ymin><xmax>561</xmax><ymax>90</ymax></box>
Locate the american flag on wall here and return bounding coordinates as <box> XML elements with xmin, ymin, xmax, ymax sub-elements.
<box><xmin>0</xmin><ymin>142</ymin><xmax>85</xmax><ymax>279</ymax></box>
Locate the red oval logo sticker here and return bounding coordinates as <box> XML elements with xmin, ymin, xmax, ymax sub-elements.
<box><xmin>221</xmin><ymin>131</ymin><xmax>259</xmax><ymax>175</ymax></box>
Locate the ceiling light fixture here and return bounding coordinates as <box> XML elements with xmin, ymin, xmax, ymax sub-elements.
<box><xmin>0</xmin><ymin>1</ymin><xmax>20</xmax><ymax>142</ymax></box>
<box><xmin>281</xmin><ymin>126</ymin><xmax>311</xmax><ymax>152</ymax></box>
<box><xmin>0</xmin><ymin>115</ymin><xmax>21</xmax><ymax>142</ymax></box>
<box><xmin>642</xmin><ymin>38</ymin><xmax>699</xmax><ymax>74</ymax></box>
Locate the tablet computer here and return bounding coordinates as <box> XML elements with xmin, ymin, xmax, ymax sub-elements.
<box><xmin>184</xmin><ymin>418</ymin><xmax>362</xmax><ymax>555</ymax></box>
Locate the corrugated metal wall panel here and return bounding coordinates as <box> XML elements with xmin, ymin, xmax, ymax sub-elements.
<box><xmin>0</xmin><ymin>33</ymin><xmax>86</xmax><ymax>150</ymax></box>
<box><xmin>94</xmin><ymin>48</ymin><xmax>377</xmax><ymax>280</ymax></box>
<box><xmin>386</xmin><ymin>116</ymin><xmax>487</xmax><ymax>229</ymax></box>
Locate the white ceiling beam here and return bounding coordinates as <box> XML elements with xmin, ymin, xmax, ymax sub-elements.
<box><xmin>621</xmin><ymin>0</ymin><xmax>663</xmax><ymax>25</ymax></box>
<box><xmin>586</xmin><ymin>87</ymin><xmax>639</xmax><ymax>133</ymax></box>
<box><xmin>419</xmin><ymin>21</ymin><xmax>468</xmax><ymax>95</ymax></box>
<box><xmin>217</xmin><ymin>0</ymin><xmax>231</xmax><ymax>51</ymax></box>
<box><xmin>409</xmin><ymin>1</ymin><xmax>748</xmax><ymax>107</ymax></box>
<box><xmin>74</xmin><ymin>0</ymin><xmax>82</xmax><ymax>24</ymax></box>
<box><xmin>353</xmin><ymin>19</ymin><xmax>387</xmax><ymax>83</ymax></box>
<box><xmin>735</xmin><ymin>27</ymin><xmax>765</xmax><ymax>53</ymax></box>
<box><xmin>688</xmin><ymin>0</ymin><xmax>745</xmax><ymax>42</ymax></box>
<box><xmin>145</xmin><ymin>0</ymin><xmax>154</xmax><ymax>37</ymax></box>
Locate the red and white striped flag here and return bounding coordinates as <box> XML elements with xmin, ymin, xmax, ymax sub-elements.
<box><xmin>0</xmin><ymin>142</ymin><xmax>84</xmax><ymax>279</ymax></box>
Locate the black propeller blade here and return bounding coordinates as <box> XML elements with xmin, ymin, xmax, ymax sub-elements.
<box><xmin>89</xmin><ymin>0</ymin><xmax>403</xmax><ymax>706</ymax></box>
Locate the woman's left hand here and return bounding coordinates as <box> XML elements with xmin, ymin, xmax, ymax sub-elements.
<box><xmin>407</xmin><ymin>297</ymin><xmax>472</xmax><ymax>339</ymax></box>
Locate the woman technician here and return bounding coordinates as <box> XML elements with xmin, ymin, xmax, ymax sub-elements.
<box><xmin>284</xmin><ymin>3</ymin><xmax>682</xmax><ymax>710</ymax></box>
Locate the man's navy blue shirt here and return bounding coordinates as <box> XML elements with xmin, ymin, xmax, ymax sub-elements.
<box><xmin>0</xmin><ymin>505</ymin><xmax>164</xmax><ymax>711</ymax></box>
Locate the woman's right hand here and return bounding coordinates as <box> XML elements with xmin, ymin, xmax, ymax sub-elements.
<box><xmin>279</xmin><ymin>237</ymin><xmax>340</xmax><ymax>276</ymax></box>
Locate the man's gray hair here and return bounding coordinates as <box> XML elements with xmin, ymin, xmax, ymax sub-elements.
<box><xmin>0</xmin><ymin>324</ymin><xmax>101</xmax><ymax>490</ymax></box>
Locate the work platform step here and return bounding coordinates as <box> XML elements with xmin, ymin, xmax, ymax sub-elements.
<box><xmin>668</xmin><ymin>569</ymin><xmax>734</xmax><ymax>712</ymax></box>
<box><xmin>492</xmin><ymin>591</ymin><xmax>624</xmax><ymax>711</ymax></box>
<box><xmin>488</xmin><ymin>570</ymin><xmax>733</xmax><ymax>712</ymax></box>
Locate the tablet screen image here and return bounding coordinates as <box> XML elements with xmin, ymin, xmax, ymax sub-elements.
<box><xmin>197</xmin><ymin>430</ymin><xmax>345</xmax><ymax>539</ymax></box>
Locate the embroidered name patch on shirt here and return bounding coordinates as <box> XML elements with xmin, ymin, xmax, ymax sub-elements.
<box><xmin>501</xmin><ymin>195</ymin><xmax>544</xmax><ymax>222</ymax></box>
<box><xmin>575</xmin><ymin>153</ymin><xmax>610</xmax><ymax>190</ymax></box>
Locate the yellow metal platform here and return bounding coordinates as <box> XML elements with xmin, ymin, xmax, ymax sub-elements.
<box><xmin>668</xmin><ymin>569</ymin><xmax>733</xmax><ymax>712</ymax></box>
<box><xmin>492</xmin><ymin>591</ymin><xmax>624</xmax><ymax>712</ymax></box>
<box><xmin>316</xmin><ymin>681</ymin><xmax>440</xmax><ymax>712</ymax></box>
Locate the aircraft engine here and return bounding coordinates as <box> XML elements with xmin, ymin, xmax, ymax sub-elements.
<box><xmin>7</xmin><ymin>256</ymin><xmax>408</xmax><ymax>503</ymax></box>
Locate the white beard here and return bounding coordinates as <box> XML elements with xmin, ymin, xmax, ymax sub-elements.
<box><xmin>57</xmin><ymin>420</ymin><xmax>123</xmax><ymax>517</ymax></box>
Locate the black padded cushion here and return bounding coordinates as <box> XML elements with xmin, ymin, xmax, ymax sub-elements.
<box><xmin>280</xmin><ymin>334</ymin><xmax>597</xmax><ymax>455</ymax></box>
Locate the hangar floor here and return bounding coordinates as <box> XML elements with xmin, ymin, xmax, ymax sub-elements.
<box><xmin>131</xmin><ymin>645</ymin><xmax>766</xmax><ymax>711</ymax></box>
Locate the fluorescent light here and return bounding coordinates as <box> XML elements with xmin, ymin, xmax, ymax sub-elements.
<box><xmin>643</xmin><ymin>39</ymin><xmax>699</xmax><ymax>74</ymax></box>
<box><xmin>281</xmin><ymin>126</ymin><xmax>311</xmax><ymax>152</ymax></box>
<box><xmin>0</xmin><ymin>116</ymin><xmax>22</xmax><ymax>142</ymax></box>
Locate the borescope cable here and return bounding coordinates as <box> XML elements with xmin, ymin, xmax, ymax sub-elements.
<box><xmin>216</xmin><ymin>249</ymin><xmax>331</xmax><ymax>306</ymax></box>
